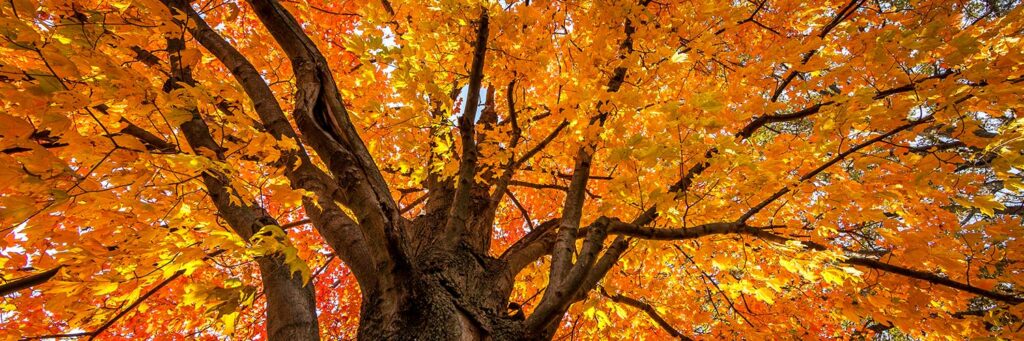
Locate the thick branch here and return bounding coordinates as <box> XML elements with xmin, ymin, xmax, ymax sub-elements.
<box><xmin>499</xmin><ymin>219</ymin><xmax>560</xmax><ymax>276</ymax></box>
<box><xmin>186</xmin><ymin>0</ymin><xmax>399</xmax><ymax>239</ymax></box>
<box><xmin>546</xmin><ymin>147</ymin><xmax>598</xmax><ymax>287</ymax></box>
<box><xmin>845</xmin><ymin>257</ymin><xmax>1023</xmax><ymax>304</ymax></box>
<box><xmin>444</xmin><ymin>10</ymin><xmax>490</xmax><ymax>247</ymax></box>
<box><xmin>527</xmin><ymin>217</ymin><xmax>610</xmax><ymax>331</ymax></box>
<box><xmin>527</xmin><ymin>3</ymin><xmax>646</xmax><ymax>333</ymax></box>
<box><xmin>160</xmin><ymin>1</ymin><xmax>296</xmax><ymax>142</ymax></box>
<box><xmin>161</xmin><ymin>24</ymin><xmax>321</xmax><ymax>341</ymax></box>
<box><xmin>236</xmin><ymin>5</ymin><xmax>410</xmax><ymax>325</ymax></box>
<box><xmin>245</xmin><ymin>0</ymin><xmax>400</xmax><ymax>221</ymax></box>
<box><xmin>162</xmin><ymin>0</ymin><xmax>385</xmax><ymax>284</ymax></box>
<box><xmin>0</xmin><ymin>266</ymin><xmax>62</xmax><ymax>297</ymax></box>
<box><xmin>242</xmin><ymin>2</ymin><xmax>403</xmax><ymax>278</ymax></box>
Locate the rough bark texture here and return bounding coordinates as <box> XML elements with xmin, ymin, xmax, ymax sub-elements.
<box><xmin>355</xmin><ymin>244</ymin><xmax>527</xmax><ymax>340</ymax></box>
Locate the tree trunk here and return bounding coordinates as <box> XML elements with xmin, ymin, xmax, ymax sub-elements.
<box><xmin>160</xmin><ymin>2</ymin><xmax>578</xmax><ymax>339</ymax></box>
<box><xmin>355</xmin><ymin>245</ymin><xmax>534</xmax><ymax>341</ymax></box>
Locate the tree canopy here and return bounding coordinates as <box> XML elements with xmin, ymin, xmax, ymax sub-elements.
<box><xmin>2</xmin><ymin>0</ymin><xmax>1024</xmax><ymax>339</ymax></box>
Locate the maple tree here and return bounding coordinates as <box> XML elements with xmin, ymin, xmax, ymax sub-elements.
<box><xmin>1</xmin><ymin>0</ymin><xmax>1024</xmax><ymax>339</ymax></box>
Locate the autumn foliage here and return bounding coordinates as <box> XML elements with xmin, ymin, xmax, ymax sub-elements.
<box><xmin>2</xmin><ymin>0</ymin><xmax>1024</xmax><ymax>339</ymax></box>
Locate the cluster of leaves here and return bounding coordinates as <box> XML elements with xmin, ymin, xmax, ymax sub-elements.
<box><xmin>0</xmin><ymin>0</ymin><xmax>364</xmax><ymax>339</ymax></box>
<box><xmin>0</xmin><ymin>0</ymin><xmax>1023</xmax><ymax>339</ymax></box>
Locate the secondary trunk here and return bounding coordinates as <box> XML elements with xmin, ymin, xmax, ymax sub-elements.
<box><xmin>257</xmin><ymin>256</ymin><xmax>321</xmax><ymax>340</ymax></box>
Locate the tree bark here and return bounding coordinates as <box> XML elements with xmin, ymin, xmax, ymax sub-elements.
<box><xmin>352</xmin><ymin>249</ymin><xmax>542</xmax><ymax>341</ymax></box>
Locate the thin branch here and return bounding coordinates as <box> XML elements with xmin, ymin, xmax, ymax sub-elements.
<box><xmin>601</xmin><ymin>219</ymin><xmax>787</xmax><ymax>242</ymax></box>
<box><xmin>21</xmin><ymin>250</ymin><xmax>226</xmax><ymax>341</ymax></box>
<box><xmin>509</xmin><ymin>180</ymin><xmax>568</xmax><ymax>191</ymax></box>
<box><xmin>281</xmin><ymin>219</ymin><xmax>311</xmax><ymax>229</ymax></box>
<box><xmin>600</xmin><ymin>287</ymin><xmax>693</xmax><ymax>340</ymax></box>
<box><xmin>489</xmin><ymin>120</ymin><xmax>570</xmax><ymax>204</ymax></box>
<box><xmin>677</xmin><ymin>247</ymin><xmax>756</xmax><ymax>327</ymax></box>
<box><xmin>443</xmin><ymin>9</ymin><xmax>490</xmax><ymax>243</ymax></box>
<box><xmin>754</xmin><ymin>233</ymin><xmax>1024</xmax><ymax>305</ymax></box>
<box><xmin>506</xmin><ymin>189</ymin><xmax>535</xmax><ymax>230</ymax></box>
<box><xmin>399</xmin><ymin>193</ymin><xmax>428</xmax><ymax>215</ymax></box>
<box><xmin>737</xmin><ymin>117</ymin><xmax>930</xmax><ymax>223</ymax></box>
<box><xmin>769</xmin><ymin>0</ymin><xmax>864</xmax><ymax>102</ymax></box>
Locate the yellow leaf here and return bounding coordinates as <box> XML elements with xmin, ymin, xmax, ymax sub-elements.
<box><xmin>221</xmin><ymin>311</ymin><xmax>239</xmax><ymax>334</ymax></box>
<box><xmin>693</xmin><ymin>92</ymin><xmax>724</xmax><ymax>112</ymax></box>
<box><xmin>670</xmin><ymin>51</ymin><xmax>688</xmax><ymax>63</ymax></box>
<box><xmin>753</xmin><ymin>287</ymin><xmax>775</xmax><ymax>304</ymax></box>
<box><xmin>93</xmin><ymin>282</ymin><xmax>118</xmax><ymax>295</ymax></box>
<box><xmin>976</xmin><ymin>195</ymin><xmax>1005</xmax><ymax>217</ymax></box>
<box><xmin>957</xmin><ymin>195</ymin><xmax>1005</xmax><ymax>217</ymax></box>
<box><xmin>595</xmin><ymin>310</ymin><xmax>610</xmax><ymax>329</ymax></box>
<box><xmin>821</xmin><ymin>268</ymin><xmax>846</xmax><ymax>285</ymax></box>
<box><xmin>110</xmin><ymin>0</ymin><xmax>131</xmax><ymax>12</ymax></box>
<box><xmin>0</xmin><ymin>112</ymin><xmax>35</xmax><ymax>137</ymax></box>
